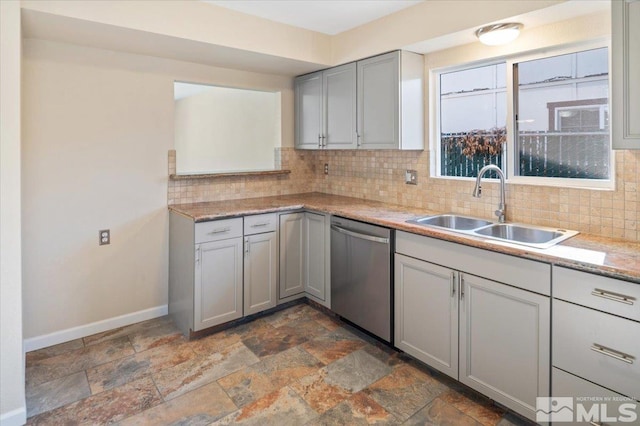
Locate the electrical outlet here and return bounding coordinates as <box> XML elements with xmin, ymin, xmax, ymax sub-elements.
<box><xmin>324</xmin><ymin>163</ymin><xmax>329</xmax><ymax>175</ymax></box>
<box><xmin>405</xmin><ymin>170</ymin><xmax>418</xmax><ymax>185</ymax></box>
<box><xmin>99</xmin><ymin>229</ymin><xmax>110</xmax><ymax>245</ymax></box>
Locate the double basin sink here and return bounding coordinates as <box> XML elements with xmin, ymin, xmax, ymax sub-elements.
<box><xmin>407</xmin><ymin>214</ymin><xmax>578</xmax><ymax>249</ymax></box>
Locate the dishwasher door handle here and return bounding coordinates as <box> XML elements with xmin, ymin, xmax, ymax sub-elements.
<box><xmin>331</xmin><ymin>224</ymin><xmax>389</xmax><ymax>244</ymax></box>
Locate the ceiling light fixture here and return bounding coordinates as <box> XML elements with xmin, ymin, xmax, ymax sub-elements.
<box><xmin>475</xmin><ymin>23</ymin><xmax>523</xmax><ymax>46</ymax></box>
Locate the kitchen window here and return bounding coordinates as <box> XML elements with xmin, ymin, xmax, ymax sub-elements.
<box><xmin>433</xmin><ymin>44</ymin><xmax>612</xmax><ymax>188</ymax></box>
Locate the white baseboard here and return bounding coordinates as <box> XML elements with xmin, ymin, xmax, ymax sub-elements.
<box><xmin>0</xmin><ymin>406</ymin><xmax>26</xmax><ymax>426</ymax></box>
<box><xmin>23</xmin><ymin>305</ymin><xmax>168</xmax><ymax>352</ymax></box>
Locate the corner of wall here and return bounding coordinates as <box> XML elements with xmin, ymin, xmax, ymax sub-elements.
<box><xmin>0</xmin><ymin>0</ymin><xmax>26</xmax><ymax>422</ymax></box>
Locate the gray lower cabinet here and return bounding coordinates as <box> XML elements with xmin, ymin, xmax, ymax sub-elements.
<box><xmin>279</xmin><ymin>212</ymin><xmax>305</xmax><ymax>299</ymax></box>
<box><xmin>169</xmin><ymin>213</ymin><xmax>244</xmax><ymax>334</ymax></box>
<box><xmin>395</xmin><ymin>254</ymin><xmax>458</xmax><ymax>378</ymax></box>
<box><xmin>552</xmin><ymin>266</ymin><xmax>640</xmax><ymax>410</ymax></box>
<box><xmin>459</xmin><ymin>273</ymin><xmax>550</xmax><ymax>421</ymax></box>
<box><xmin>394</xmin><ymin>231</ymin><xmax>550</xmax><ymax>421</ymax></box>
<box><xmin>195</xmin><ymin>236</ymin><xmax>243</xmax><ymax>331</ymax></box>
<box><xmin>302</xmin><ymin>211</ymin><xmax>328</xmax><ymax>302</ymax></box>
<box><xmin>243</xmin><ymin>231</ymin><xmax>277</xmax><ymax>316</ymax></box>
<box><xmin>552</xmin><ymin>368</ymin><xmax>636</xmax><ymax>425</ymax></box>
<box><xmin>278</xmin><ymin>211</ymin><xmax>329</xmax><ymax>306</ymax></box>
<box><xmin>169</xmin><ymin>212</ymin><xmax>279</xmax><ymax>335</ymax></box>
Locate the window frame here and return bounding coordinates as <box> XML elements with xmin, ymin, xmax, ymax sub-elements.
<box><xmin>430</xmin><ymin>39</ymin><xmax>614</xmax><ymax>190</ymax></box>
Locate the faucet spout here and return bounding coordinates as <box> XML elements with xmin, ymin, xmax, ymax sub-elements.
<box><xmin>473</xmin><ymin>165</ymin><xmax>507</xmax><ymax>223</ymax></box>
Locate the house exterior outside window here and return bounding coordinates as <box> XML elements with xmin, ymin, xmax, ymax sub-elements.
<box><xmin>434</xmin><ymin>44</ymin><xmax>612</xmax><ymax>188</ymax></box>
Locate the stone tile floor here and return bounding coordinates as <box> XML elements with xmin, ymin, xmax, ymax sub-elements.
<box><xmin>26</xmin><ymin>302</ymin><xmax>535</xmax><ymax>425</ymax></box>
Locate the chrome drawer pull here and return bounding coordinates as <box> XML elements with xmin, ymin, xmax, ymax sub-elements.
<box><xmin>250</xmin><ymin>222</ymin><xmax>269</xmax><ymax>228</ymax></box>
<box><xmin>591</xmin><ymin>344</ymin><xmax>634</xmax><ymax>364</ymax></box>
<box><xmin>591</xmin><ymin>288</ymin><xmax>635</xmax><ymax>305</ymax></box>
<box><xmin>450</xmin><ymin>272</ymin><xmax>456</xmax><ymax>298</ymax></box>
<box><xmin>208</xmin><ymin>227</ymin><xmax>231</xmax><ymax>234</ymax></box>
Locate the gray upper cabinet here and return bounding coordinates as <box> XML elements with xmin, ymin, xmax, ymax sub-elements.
<box><xmin>323</xmin><ymin>64</ymin><xmax>358</xmax><ymax>149</ymax></box>
<box><xmin>357</xmin><ymin>51</ymin><xmax>424</xmax><ymax>150</ymax></box>
<box><xmin>612</xmin><ymin>0</ymin><xmax>640</xmax><ymax>149</ymax></box>
<box><xmin>295</xmin><ymin>72</ymin><xmax>323</xmax><ymax>150</ymax></box>
<box><xmin>295</xmin><ymin>50</ymin><xmax>424</xmax><ymax>150</ymax></box>
<box><xmin>357</xmin><ymin>52</ymin><xmax>399</xmax><ymax>149</ymax></box>
<box><xmin>295</xmin><ymin>64</ymin><xmax>357</xmax><ymax>150</ymax></box>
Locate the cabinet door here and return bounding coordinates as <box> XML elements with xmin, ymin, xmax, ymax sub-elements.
<box><xmin>323</xmin><ymin>63</ymin><xmax>357</xmax><ymax>149</ymax></box>
<box><xmin>194</xmin><ymin>238</ymin><xmax>243</xmax><ymax>331</ymax></box>
<box><xmin>357</xmin><ymin>51</ymin><xmax>399</xmax><ymax>149</ymax></box>
<box><xmin>295</xmin><ymin>72</ymin><xmax>323</xmax><ymax>149</ymax></box>
<box><xmin>279</xmin><ymin>213</ymin><xmax>305</xmax><ymax>299</ymax></box>
<box><xmin>394</xmin><ymin>254</ymin><xmax>458</xmax><ymax>379</ymax></box>
<box><xmin>613</xmin><ymin>0</ymin><xmax>640</xmax><ymax>149</ymax></box>
<box><xmin>244</xmin><ymin>232</ymin><xmax>277</xmax><ymax>316</ymax></box>
<box><xmin>303</xmin><ymin>212</ymin><xmax>327</xmax><ymax>300</ymax></box>
<box><xmin>459</xmin><ymin>274</ymin><xmax>550</xmax><ymax>421</ymax></box>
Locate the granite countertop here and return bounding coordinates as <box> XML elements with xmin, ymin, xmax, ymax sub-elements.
<box><xmin>169</xmin><ymin>192</ymin><xmax>640</xmax><ymax>283</ymax></box>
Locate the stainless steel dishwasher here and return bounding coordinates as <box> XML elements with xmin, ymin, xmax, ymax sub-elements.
<box><xmin>330</xmin><ymin>216</ymin><xmax>393</xmax><ymax>343</ymax></box>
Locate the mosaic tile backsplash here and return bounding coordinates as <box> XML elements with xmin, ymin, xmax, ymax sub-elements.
<box><xmin>168</xmin><ymin>148</ymin><xmax>639</xmax><ymax>242</ymax></box>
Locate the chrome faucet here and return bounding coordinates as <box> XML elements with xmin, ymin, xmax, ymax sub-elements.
<box><xmin>473</xmin><ymin>164</ymin><xmax>506</xmax><ymax>223</ymax></box>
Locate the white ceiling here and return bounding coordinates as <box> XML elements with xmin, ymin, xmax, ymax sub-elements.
<box><xmin>406</xmin><ymin>0</ymin><xmax>609</xmax><ymax>54</ymax></box>
<box><xmin>22</xmin><ymin>0</ymin><xmax>610</xmax><ymax>77</ymax></box>
<box><xmin>203</xmin><ymin>0</ymin><xmax>423</xmax><ymax>35</ymax></box>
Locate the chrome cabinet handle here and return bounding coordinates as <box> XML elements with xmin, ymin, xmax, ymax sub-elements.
<box><xmin>459</xmin><ymin>274</ymin><xmax>464</xmax><ymax>300</ymax></box>
<box><xmin>208</xmin><ymin>227</ymin><xmax>231</xmax><ymax>235</ymax></box>
<box><xmin>318</xmin><ymin>134</ymin><xmax>322</xmax><ymax>148</ymax></box>
<box><xmin>591</xmin><ymin>288</ymin><xmax>635</xmax><ymax>305</ymax></box>
<box><xmin>356</xmin><ymin>131</ymin><xmax>361</xmax><ymax>147</ymax></box>
<box><xmin>591</xmin><ymin>343</ymin><xmax>634</xmax><ymax>364</ymax></box>
<box><xmin>244</xmin><ymin>238</ymin><xmax>250</xmax><ymax>255</ymax></box>
<box><xmin>250</xmin><ymin>222</ymin><xmax>269</xmax><ymax>228</ymax></box>
<box><xmin>321</xmin><ymin>135</ymin><xmax>326</xmax><ymax>147</ymax></box>
<box><xmin>451</xmin><ymin>272</ymin><xmax>456</xmax><ymax>298</ymax></box>
<box><xmin>196</xmin><ymin>246</ymin><xmax>200</xmax><ymax>264</ymax></box>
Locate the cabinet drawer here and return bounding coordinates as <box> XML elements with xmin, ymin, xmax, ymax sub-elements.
<box><xmin>244</xmin><ymin>213</ymin><xmax>277</xmax><ymax>235</ymax></box>
<box><xmin>195</xmin><ymin>218</ymin><xmax>243</xmax><ymax>244</ymax></box>
<box><xmin>553</xmin><ymin>367</ymin><xmax>630</xmax><ymax>399</ymax></box>
<box><xmin>554</xmin><ymin>266</ymin><xmax>640</xmax><ymax>321</ymax></box>
<box><xmin>553</xmin><ymin>299</ymin><xmax>640</xmax><ymax>399</ymax></box>
<box><xmin>552</xmin><ymin>368</ymin><xmax>637</xmax><ymax>424</ymax></box>
<box><xmin>396</xmin><ymin>231</ymin><xmax>550</xmax><ymax>295</ymax></box>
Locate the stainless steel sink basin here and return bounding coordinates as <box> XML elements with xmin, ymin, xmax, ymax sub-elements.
<box><xmin>407</xmin><ymin>214</ymin><xmax>578</xmax><ymax>249</ymax></box>
<box><xmin>473</xmin><ymin>223</ymin><xmax>577</xmax><ymax>249</ymax></box>
<box><xmin>408</xmin><ymin>214</ymin><xmax>493</xmax><ymax>231</ymax></box>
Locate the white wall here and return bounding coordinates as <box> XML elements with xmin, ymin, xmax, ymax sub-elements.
<box><xmin>21</xmin><ymin>0</ymin><xmax>332</xmax><ymax>67</ymax></box>
<box><xmin>0</xmin><ymin>1</ymin><xmax>26</xmax><ymax>424</ymax></box>
<box><xmin>21</xmin><ymin>38</ymin><xmax>294</xmax><ymax>344</ymax></box>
